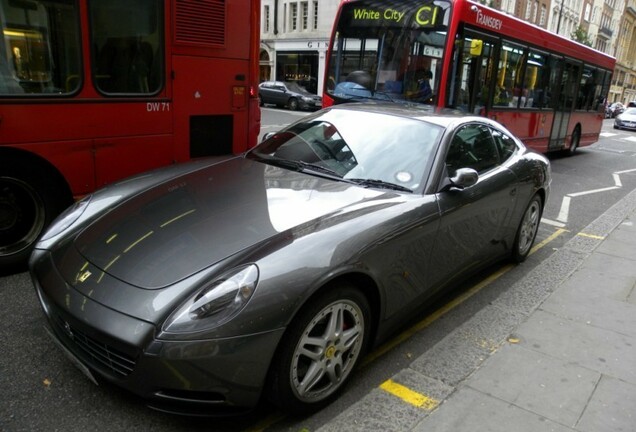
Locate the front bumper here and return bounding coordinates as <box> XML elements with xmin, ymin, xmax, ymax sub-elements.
<box><xmin>31</xmin><ymin>252</ymin><xmax>284</xmax><ymax>415</ymax></box>
<box><xmin>615</xmin><ymin>120</ymin><xmax>636</xmax><ymax>130</ymax></box>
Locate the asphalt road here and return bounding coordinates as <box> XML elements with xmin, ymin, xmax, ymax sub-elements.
<box><xmin>1</xmin><ymin>116</ymin><xmax>635</xmax><ymax>431</ymax></box>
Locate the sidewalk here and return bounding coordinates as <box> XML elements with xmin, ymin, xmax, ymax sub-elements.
<box><xmin>318</xmin><ymin>187</ymin><xmax>636</xmax><ymax>432</ymax></box>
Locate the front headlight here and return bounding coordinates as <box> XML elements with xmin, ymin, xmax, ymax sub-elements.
<box><xmin>39</xmin><ymin>195</ymin><xmax>92</xmax><ymax>242</ymax></box>
<box><xmin>163</xmin><ymin>264</ymin><xmax>259</xmax><ymax>333</ymax></box>
<box><xmin>302</xmin><ymin>96</ymin><xmax>313</xmax><ymax>102</ymax></box>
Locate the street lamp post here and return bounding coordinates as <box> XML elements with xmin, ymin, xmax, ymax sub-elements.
<box><xmin>556</xmin><ymin>0</ymin><xmax>565</xmax><ymax>35</ymax></box>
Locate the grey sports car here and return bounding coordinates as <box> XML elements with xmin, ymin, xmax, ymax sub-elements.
<box><xmin>30</xmin><ymin>103</ymin><xmax>550</xmax><ymax>415</ymax></box>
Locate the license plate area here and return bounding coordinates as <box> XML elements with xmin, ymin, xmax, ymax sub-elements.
<box><xmin>45</xmin><ymin>326</ymin><xmax>99</xmax><ymax>386</ymax></box>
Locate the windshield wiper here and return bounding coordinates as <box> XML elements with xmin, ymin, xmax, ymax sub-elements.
<box><xmin>347</xmin><ymin>178</ymin><xmax>413</xmax><ymax>193</ymax></box>
<box><xmin>253</xmin><ymin>155</ymin><xmax>344</xmax><ymax>179</ymax></box>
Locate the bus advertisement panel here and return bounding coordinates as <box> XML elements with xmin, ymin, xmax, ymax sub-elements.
<box><xmin>323</xmin><ymin>0</ymin><xmax>615</xmax><ymax>154</ymax></box>
<box><xmin>0</xmin><ymin>0</ymin><xmax>261</xmax><ymax>270</ymax></box>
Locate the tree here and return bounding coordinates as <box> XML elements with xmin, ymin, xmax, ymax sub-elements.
<box><xmin>571</xmin><ymin>26</ymin><xmax>592</xmax><ymax>47</ymax></box>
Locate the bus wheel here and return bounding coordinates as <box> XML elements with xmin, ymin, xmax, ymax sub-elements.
<box><xmin>568</xmin><ymin>127</ymin><xmax>581</xmax><ymax>155</ymax></box>
<box><xmin>0</xmin><ymin>163</ymin><xmax>68</xmax><ymax>272</ymax></box>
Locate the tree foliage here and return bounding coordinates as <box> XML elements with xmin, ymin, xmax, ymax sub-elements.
<box><xmin>571</xmin><ymin>26</ymin><xmax>592</xmax><ymax>47</ymax></box>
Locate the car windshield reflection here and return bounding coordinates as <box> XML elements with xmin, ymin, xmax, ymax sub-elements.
<box><xmin>248</xmin><ymin>109</ymin><xmax>443</xmax><ymax>192</ymax></box>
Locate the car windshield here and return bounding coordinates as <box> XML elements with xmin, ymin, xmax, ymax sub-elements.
<box><xmin>247</xmin><ymin>108</ymin><xmax>443</xmax><ymax>192</ymax></box>
<box><xmin>285</xmin><ymin>82</ymin><xmax>308</xmax><ymax>93</ymax></box>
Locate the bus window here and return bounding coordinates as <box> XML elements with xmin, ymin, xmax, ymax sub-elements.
<box><xmin>559</xmin><ymin>61</ymin><xmax>580</xmax><ymax>111</ymax></box>
<box><xmin>0</xmin><ymin>0</ymin><xmax>81</xmax><ymax>95</ymax></box>
<box><xmin>578</xmin><ymin>65</ymin><xmax>604</xmax><ymax>111</ymax></box>
<box><xmin>494</xmin><ymin>41</ymin><xmax>525</xmax><ymax>108</ymax></box>
<box><xmin>450</xmin><ymin>32</ymin><xmax>495</xmax><ymax>114</ymax></box>
<box><xmin>522</xmin><ymin>50</ymin><xmax>550</xmax><ymax>109</ymax></box>
<box><xmin>89</xmin><ymin>0</ymin><xmax>163</xmax><ymax>95</ymax></box>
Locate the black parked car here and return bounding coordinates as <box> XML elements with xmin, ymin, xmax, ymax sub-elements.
<box><xmin>259</xmin><ymin>81</ymin><xmax>322</xmax><ymax>111</ymax></box>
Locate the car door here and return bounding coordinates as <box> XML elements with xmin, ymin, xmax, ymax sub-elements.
<box><xmin>271</xmin><ymin>82</ymin><xmax>288</xmax><ymax>105</ymax></box>
<box><xmin>428</xmin><ymin>123</ymin><xmax>518</xmax><ymax>288</ymax></box>
<box><xmin>260</xmin><ymin>82</ymin><xmax>276</xmax><ymax>104</ymax></box>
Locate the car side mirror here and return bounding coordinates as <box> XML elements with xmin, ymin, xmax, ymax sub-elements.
<box><xmin>261</xmin><ymin>132</ymin><xmax>276</xmax><ymax>142</ymax></box>
<box><xmin>449</xmin><ymin>168</ymin><xmax>479</xmax><ymax>189</ymax></box>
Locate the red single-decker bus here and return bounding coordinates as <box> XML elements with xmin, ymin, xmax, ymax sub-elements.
<box><xmin>324</xmin><ymin>0</ymin><xmax>615</xmax><ymax>154</ymax></box>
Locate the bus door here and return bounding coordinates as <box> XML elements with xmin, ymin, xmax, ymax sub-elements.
<box><xmin>448</xmin><ymin>29</ymin><xmax>497</xmax><ymax>116</ymax></box>
<box><xmin>549</xmin><ymin>59</ymin><xmax>580</xmax><ymax>151</ymax></box>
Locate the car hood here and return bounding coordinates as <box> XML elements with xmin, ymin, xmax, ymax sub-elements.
<box><xmin>73</xmin><ymin>157</ymin><xmax>388</xmax><ymax>289</ymax></box>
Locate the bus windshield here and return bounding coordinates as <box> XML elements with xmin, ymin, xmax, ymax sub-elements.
<box><xmin>325</xmin><ymin>0</ymin><xmax>451</xmax><ymax>106</ymax></box>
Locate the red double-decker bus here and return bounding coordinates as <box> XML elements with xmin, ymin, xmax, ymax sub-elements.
<box><xmin>0</xmin><ymin>0</ymin><xmax>261</xmax><ymax>270</ymax></box>
<box><xmin>324</xmin><ymin>0</ymin><xmax>615</xmax><ymax>153</ymax></box>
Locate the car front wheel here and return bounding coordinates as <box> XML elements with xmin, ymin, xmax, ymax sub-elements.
<box><xmin>268</xmin><ymin>283</ymin><xmax>371</xmax><ymax>414</ymax></box>
<box><xmin>511</xmin><ymin>194</ymin><xmax>543</xmax><ymax>263</ymax></box>
<box><xmin>287</xmin><ymin>98</ymin><xmax>299</xmax><ymax>111</ymax></box>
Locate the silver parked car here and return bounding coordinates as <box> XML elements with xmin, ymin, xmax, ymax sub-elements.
<box><xmin>30</xmin><ymin>103</ymin><xmax>550</xmax><ymax>415</ymax></box>
<box><xmin>614</xmin><ymin>107</ymin><xmax>636</xmax><ymax>130</ymax></box>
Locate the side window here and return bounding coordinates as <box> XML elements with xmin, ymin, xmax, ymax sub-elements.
<box><xmin>523</xmin><ymin>50</ymin><xmax>550</xmax><ymax>109</ymax></box>
<box><xmin>1</xmin><ymin>0</ymin><xmax>81</xmax><ymax>96</ymax></box>
<box><xmin>494</xmin><ymin>40</ymin><xmax>525</xmax><ymax>108</ymax></box>
<box><xmin>446</xmin><ymin>124</ymin><xmax>500</xmax><ymax>175</ymax></box>
<box><xmin>491</xmin><ymin>128</ymin><xmax>518</xmax><ymax>163</ymax></box>
<box><xmin>89</xmin><ymin>0</ymin><xmax>163</xmax><ymax>95</ymax></box>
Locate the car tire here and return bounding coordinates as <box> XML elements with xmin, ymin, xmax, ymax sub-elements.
<box><xmin>511</xmin><ymin>194</ymin><xmax>543</xmax><ymax>263</ymax></box>
<box><xmin>267</xmin><ymin>283</ymin><xmax>371</xmax><ymax>414</ymax></box>
<box><xmin>287</xmin><ymin>98</ymin><xmax>299</xmax><ymax>111</ymax></box>
<box><xmin>614</xmin><ymin>125</ymin><xmax>619</xmax><ymax>129</ymax></box>
<box><xmin>0</xmin><ymin>160</ymin><xmax>70</xmax><ymax>272</ymax></box>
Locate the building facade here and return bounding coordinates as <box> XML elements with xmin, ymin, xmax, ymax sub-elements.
<box><xmin>259</xmin><ymin>0</ymin><xmax>339</xmax><ymax>96</ymax></box>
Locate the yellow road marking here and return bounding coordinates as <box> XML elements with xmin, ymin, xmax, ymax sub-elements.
<box><xmin>380</xmin><ymin>379</ymin><xmax>439</xmax><ymax>410</ymax></box>
<box><xmin>577</xmin><ymin>232</ymin><xmax>605</xmax><ymax>240</ymax></box>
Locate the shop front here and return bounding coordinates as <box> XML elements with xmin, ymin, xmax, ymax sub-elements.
<box><xmin>259</xmin><ymin>39</ymin><xmax>328</xmax><ymax>96</ymax></box>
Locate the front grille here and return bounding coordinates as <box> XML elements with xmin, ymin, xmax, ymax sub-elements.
<box><xmin>52</xmin><ymin>314</ymin><xmax>137</xmax><ymax>377</ymax></box>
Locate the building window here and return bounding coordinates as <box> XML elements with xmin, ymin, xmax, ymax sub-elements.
<box><xmin>264</xmin><ymin>5</ymin><xmax>270</xmax><ymax>33</ymax></box>
<box><xmin>301</xmin><ymin>1</ymin><xmax>308</xmax><ymax>30</ymax></box>
<box><xmin>313</xmin><ymin>1</ymin><xmax>318</xmax><ymax>30</ymax></box>
<box><xmin>540</xmin><ymin>4</ymin><xmax>546</xmax><ymax>26</ymax></box>
<box><xmin>291</xmin><ymin>2</ymin><xmax>298</xmax><ymax>31</ymax></box>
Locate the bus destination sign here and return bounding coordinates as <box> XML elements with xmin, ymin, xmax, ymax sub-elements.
<box><xmin>349</xmin><ymin>4</ymin><xmax>443</xmax><ymax>28</ymax></box>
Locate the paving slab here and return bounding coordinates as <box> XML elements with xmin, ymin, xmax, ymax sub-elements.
<box><xmin>576</xmin><ymin>375</ymin><xmax>636</xmax><ymax>432</ymax></box>
<box><xmin>515</xmin><ymin>310</ymin><xmax>636</xmax><ymax>385</ymax></box>
<box><xmin>411</xmin><ymin>387</ymin><xmax>575</xmax><ymax>432</ymax></box>
<box><xmin>467</xmin><ymin>343</ymin><xmax>600</xmax><ymax>427</ymax></box>
<box><xmin>540</xmin><ymin>267</ymin><xmax>636</xmax><ymax>337</ymax></box>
